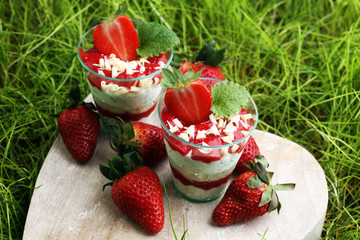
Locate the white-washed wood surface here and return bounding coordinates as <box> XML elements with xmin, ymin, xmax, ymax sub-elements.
<box><xmin>23</xmin><ymin>95</ymin><xmax>328</xmax><ymax>240</ymax></box>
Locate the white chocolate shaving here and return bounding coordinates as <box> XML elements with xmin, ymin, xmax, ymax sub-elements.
<box><xmin>196</xmin><ymin>130</ymin><xmax>207</xmax><ymax>139</ymax></box>
<box><xmin>173</xmin><ymin>118</ymin><xmax>184</xmax><ymax>129</ymax></box>
<box><xmin>178</xmin><ymin>133</ymin><xmax>190</xmax><ymax>142</ymax></box>
<box><xmin>185</xmin><ymin>125</ymin><xmax>195</xmax><ymax>138</ymax></box>
<box><xmin>231</xmin><ymin>144</ymin><xmax>239</xmax><ymax>153</ymax></box>
<box><xmin>222</xmin><ymin>134</ymin><xmax>234</xmax><ymax>144</ymax></box>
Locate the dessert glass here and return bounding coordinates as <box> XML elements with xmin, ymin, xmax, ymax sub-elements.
<box><xmin>77</xmin><ymin>23</ymin><xmax>173</xmax><ymax>121</ymax></box>
<box><xmin>158</xmin><ymin>78</ymin><xmax>258</xmax><ymax>203</ymax></box>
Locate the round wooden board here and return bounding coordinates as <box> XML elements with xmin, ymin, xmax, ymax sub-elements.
<box><xmin>23</xmin><ymin>95</ymin><xmax>328</xmax><ymax>240</ymax></box>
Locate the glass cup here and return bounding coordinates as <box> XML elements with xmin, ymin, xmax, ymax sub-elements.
<box><xmin>77</xmin><ymin>22</ymin><xmax>173</xmax><ymax>121</ymax></box>
<box><xmin>158</xmin><ymin>78</ymin><xmax>258</xmax><ymax>203</ymax></box>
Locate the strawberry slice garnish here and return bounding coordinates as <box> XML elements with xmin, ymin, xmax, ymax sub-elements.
<box><xmin>93</xmin><ymin>15</ymin><xmax>139</xmax><ymax>61</ymax></box>
<box><xmin>161</xmin><ymin>68</ymin><xmax>212</xmax><ymax>125</ymax></box>
<box><xmin>165</xmin><ymin>79</ymin><xmax>212</xmax><ymax>125</ymax></box>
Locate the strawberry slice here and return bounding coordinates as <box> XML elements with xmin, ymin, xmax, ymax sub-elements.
<box><xmin>165</xmin><ymin>79</ymin><xmax>212</xmax><ymax>125</ymax></box>
<box><xmin>191</xmin><ymin>138</ymin><xmax>222</xmax><ymax>163</ymax></box>
<box><xmin>93</xmin><ymin>15</ymin><xmax>139</xmax><ymax>61</ymax></box>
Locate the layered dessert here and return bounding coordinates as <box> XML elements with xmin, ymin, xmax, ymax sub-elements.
<box><xmin>78</xmin><ymin>13</ymin><xmax>179</xmax><ymax>121</ymax></box>
<box><xmin>159</xmin><ymin>71</ymin><xmax>258</xmax><ymax>203</ymax></box>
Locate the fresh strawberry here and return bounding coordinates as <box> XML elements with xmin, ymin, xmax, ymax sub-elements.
<box><xmin>179</xmin><ymin>59</ymin><xmax>225</xmax><ymax>80</ymax></box>
<box><xmin>104</xmin><ymin>119</ymin><xmax>166</xmax><ymax>166</ymax></box>
<box><xmin>93</xmin><ymin>15</ymin><xmax>139</xmax><ymax>61</ymax></box>
<box><xmin>212</xmin><ymin>156</ymin><xmax>295</xmax><ymax>225</ymax></box>
<box><xmin>132</xmin><ymin>122</ymin><xmax>167</xmax><ymax>166</ymax></box>
<box><xmin>58</xmin><ymin>84</ymin><xmax>100</xmax><ymax>163</ymax></box>
<box><xmin>161</xmin><ymin>68</ymin><xmax>212</xmax><ymax>125</ymax></box>
<box><xmin>236</xmin><ymin>136</ymin><xmax>260</xmax><ymax>173</ymax></box>
<box><xmin>100</xmin><ymin>156</ymin><xmax>164</xmax><ymax>234</ymax></box>
<box><xmin>178</xmin><ymin>40</ymin><xmax>226</xmax><ymax>80</ymax></box>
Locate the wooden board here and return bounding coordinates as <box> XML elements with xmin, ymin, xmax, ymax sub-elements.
<box><xmin>23</xmin><ymin>95</ymin><xmax>328</xmax><ymax>240</ymax></box>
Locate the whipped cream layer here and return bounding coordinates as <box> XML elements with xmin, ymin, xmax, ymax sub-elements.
<box><xmin>89</xmin><ymin>79</ymin><xmax>162</xmax><ymax>115</ymax></box>
<box><xmin>165</xmin><ymin>139</ymin><xmax>243</xmax><ymax>202</ymax></box>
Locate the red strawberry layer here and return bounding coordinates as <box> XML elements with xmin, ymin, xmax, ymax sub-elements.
<box><xmin>170</xmin><ymin>165</ymin><xmax>234</xmax><ymax>191</ymax></box>
<box><xmin>161</xmin><ymin>106</ymin><xmax>251</xmax><ymax>162</ymax></box>
<box><xmin>81</xmin><ymin>48</ymin><xmax>168</xmax><ymax>90</ymax></box>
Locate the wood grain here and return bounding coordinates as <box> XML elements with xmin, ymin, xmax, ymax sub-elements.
<box><xmin>23</xmin><ymin>95</ymin><xmax>328</xmax><ymax>240</ymax></box>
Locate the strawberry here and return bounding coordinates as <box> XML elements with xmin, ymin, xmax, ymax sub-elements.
<box><xmin>104</xmin><ymin>119</ymin><xmax>166</xmax><ymax>166</ymax></box>
<box><xmin>161</xmin><ymin>68</ymin><xmax>212</xmax><ymax>125</ymax></box>
<box><xmin>93</xmin><ymin>15</ymin><xmax>139</xmax><ymax>61</ymax></box>
<box><xmin>236</xmin><ymin>136</ymin><xmax>260</xmax><ymax>173</ymax></box>
<box><xmin>212</xmin><ymin>156</ymin><xmax>295</xmax><ymax>225</ymax></box>
<box><xmin>100</xmin><ymin>155</ymin><xmax>164</xmax><ymax>234</ymax></box>
<box><xmin>178</xmin><ymin>40</ymin><xmax>226</xmax><ymax>80</ymax></box>
<box><xmin>58</xmin><ymin>84</ymin><xmax>100</xmax><ymax>163</ymax></box>
<box><xmin>132</xmin><ymin>122</ymin><xmax>167</xmax><ymax>166</ymax></box>
<box><xmin>179</xmin><ymin>59</ymin><xmax>225</xmax><ymax>80</ymax></box>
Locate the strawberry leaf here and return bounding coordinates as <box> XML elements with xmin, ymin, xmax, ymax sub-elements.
<box><xmin>161</xmin><ymin>68</ymin><xmax>202</xmax><ymax>89</ymax></box>
<box><xmin>247</xmin><ymin>175</ymin><xmax>264</xmax><ymax>189</ymax></box>
<box><xmin>255</xmin><ymin>155</ymin><xmax>269</xmax><ymax>169</ymax></box>
<box><xmin>67</xmin><ymin>83</ymin><xmax>81</xmax><ymax>109</ymax></box>
<box><xmin>137</xmin><ymin>22</ymin><xmax>180</xmax><ymax>58</ymax></box>
<box><xmin>183</xmin><ymin>68</ymin><xmax>201</xmax><ymax>82</ymax></box>
<box><xmin>259</xmin><ymin>186</ymin><xmax>273</xmax><ymax>207</ymax></box>
<box><xmin>268</xmin><ymin>190</ymin><xmax>280</xmax><ymax>213</ymax></box>
<box><xmin>195</xmin><ymin>40</ymin><xmax>225</xmax><ymax>66</ymax></box>
<box><xmin>272</xmin><ymin>183</ymin><xmax>296</xmax><ymax>191</ymax></box>
<box><xmin>210</xmin><ymin>81</ymin><xmax>250</xmax><ymax>118</ymax></box>
<box><xmin>255</xmin><ymin>162</ymin><xmax>270</xmax><ymax>184</ymax></box>
<box><xmin>161</xmin><ymin>68</ymin><xmax>179</xmax><ymax>88</ymax></box>
<box><xmin>99</xmin><ymin>164</ymin><xmax>112</xmax><ymax>181</ymax></box>
<box><xmin>267</xmin><ymin>171</ymin><xmax>274</xmax><ymax>181</ymax></box>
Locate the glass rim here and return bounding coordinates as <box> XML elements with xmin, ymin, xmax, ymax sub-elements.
<box><xmin>77</xmin><ymin>25</ymin><xmax>174</xmax><ymax>82</ymax></box>
<box><xmin>158</xmin><ymin>78</ymin><xmax>259</xmax><ymax>149</ymax></box>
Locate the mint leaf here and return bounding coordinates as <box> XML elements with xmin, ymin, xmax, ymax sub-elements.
<box><xmin>211</xmin><ymin>81</ymin><xmax>250</xmax><ymax>118</ymax></box>
<box><xmin>161</xmin><ymin>68</ymin><xmax>202</xmax><ymax>89</ymax></box>
<box><xmin>137</xmin><ymin>22</ymin><xmax>180</xmax><ymax>58</ymax></box>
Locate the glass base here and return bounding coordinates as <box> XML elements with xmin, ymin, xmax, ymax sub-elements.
<box><xmin>95</xmin><ymin>102</ymin><xmax>157</xmax><ymax>121</ymax></box>
<box><xmin>172</xmin><ymin>179</ymin><xmax>224</xmax><ymax>204</ymax></box>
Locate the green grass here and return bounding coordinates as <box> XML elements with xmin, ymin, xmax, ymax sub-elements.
<box><xmin>1</xmin><ymin>0</ymin><xmax>359</xmax><ymax>239</ymax></box>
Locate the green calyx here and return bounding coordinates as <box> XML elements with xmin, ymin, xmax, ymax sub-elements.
<box><xmin>161</xmin><ymin>68</ymin><xmax>202</xmax><ymax>89</ymax></box>
<box><xmin>101</xmin><ymin>117</ymin><xmax>140</xmax><ymax>155</ymax></box>
<box><xmin>64</xmin><ymin>83</ymin><xmax>81</xmax><ymax>109</ymax></box>
<box><xmin>171</xmin><ymin>40</ymin><xmax>226</xmax><ymax>68</ymax></box>
<box><xmin>195</xmin><ymin>40</ymin><xmax>226</xmax><ymax>66</ymax></box>
<box><xmin>63</xmin><ymin>82</ymin><xmax>97</xmax><ymax>111</ymax></box>
<box><xmin>99</xmin><ymin>152</ymin><xmax>143</xmax><ymax>190</ymax></box>
<box><xmin>246</xmin><ymin>155</ymin><xmax>296</xmax><ymax>213</ymax></box>
<box><xmin>99</xmin><ymin>117</ymin><xmax>144</xmax><ymax>190</ymax></box>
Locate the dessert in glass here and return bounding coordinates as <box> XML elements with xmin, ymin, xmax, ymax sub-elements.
<box><xmin>158</xmin><ymin>72</ymin><xmax>258</xmax><ymax>203</ymax></box>
<box><xmin>77</xmin><ymin>14</ymin><xmax>178</xmax><ymax>121</ymax></box>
